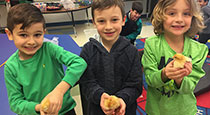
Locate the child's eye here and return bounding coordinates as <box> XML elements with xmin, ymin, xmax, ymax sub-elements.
<box><xmin>112</xmin><ymin>18</ymin><xmax>119</xmax><ymax>22</ymax></box>
<box><xmin>19</xmin><ymin>34</ymin><xmax>27</xmax><ymax>38</ymax></box>
<box><xmin>97</xmin><ymin>20</ymin><xmax>105</xmax><ymax>23</ymax></box>
<box><xmin>183</xmin><ymin>12</ymin><xmax>191</xmax><ymax>16</ymax></box>
<box><xmin>168</xmin><ymin>12</ymin><xmax>175</xmax><ymax>16</ymax></box>
<box><xmin>34</xmin><ymin>33</ymin><xmax>42</xmax><ymax>38</ymax></box>
<box><xmin>135</xmin><ymin>12</ymin><xmax>140</xmax><ymax>16</ymax></box>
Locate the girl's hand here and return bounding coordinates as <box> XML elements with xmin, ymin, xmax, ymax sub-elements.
<box><xmin>183</xmin><ymin>62</ymin><xmax>192</xmax><ymax>76</ymax></box>
<box><xmin>163</xmin><ymin>60</ymin><xmax>192</xmax><ymax>87</ymax></box>
<box><xmin>164</xmin><ymin>60</ymin><xmax>186</xmax><ymax>80</ymax></box>
<box><xmin>100</xmin><ymin>93</ymin><xmax>115</xmax><ymax>115</ymax></box>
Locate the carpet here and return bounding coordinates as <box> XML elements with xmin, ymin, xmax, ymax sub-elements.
<box><xmin>136</xmin><ymin>38</ymin><xmax>210</xmax><ymax>115</ymax></box>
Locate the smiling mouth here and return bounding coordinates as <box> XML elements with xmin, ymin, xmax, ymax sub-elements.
<box><xmin>24</xmin><ymin>46</ymin><xmax>37</xmax><ymax>51</ymax></box>
<box><xmin>105</xmin><ymin>32</ymin><xmax>115</xmax><ymax>35</ymax></box>
<box><xmin>172</xmin><ymin>25</ymin><xmax>184</xmax><ymax>29</ymax></box>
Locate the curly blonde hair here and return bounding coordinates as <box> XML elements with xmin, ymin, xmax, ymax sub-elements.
<box><xmin>151</xmin><ymin>0</ymin><xmax>204</xmax><ymax>37</ymax></box>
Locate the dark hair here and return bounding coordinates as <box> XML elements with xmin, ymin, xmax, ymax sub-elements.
<box><xmin>91</xmin><ymin>0</ymin><xmax>125</xmax><ymax>20</ymax></box>
<box><xmin>204</xmin><ymin>0</ymin><xmax>209</xmax><ymax>2</ymax></box>
<box><xmin>7</xmin><ymin>3</ymin><xmax>45</xmax><ymax>33</ymax></box>
<box><xmin>132</xmin><ymin>2</ymin><xmax>143</xmax><ymax>14</ymax></box>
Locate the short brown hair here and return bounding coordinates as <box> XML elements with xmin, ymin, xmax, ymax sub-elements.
<box><xmin>151</xmin><ymin>0</ymin><xmax>204</xmax><ymax>37</ymax></box>
<box><xmin>7</xmin><ymin>3</ymin><xmax>45</xmax><ymax>33</ymax></box>
<box><xmin>91</xmin><ymin>0</ymin><xmax>125</xmax><ymax>20</ymax></box>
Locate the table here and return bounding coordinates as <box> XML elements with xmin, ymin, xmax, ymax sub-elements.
<box><xmin>42</xmin><ymin>5</ymin><xmax>91</xmax><ymax>37</ymax></box>
<box><xmin>0</xmin><ymin>34</ymin><xmax>81</xmax><ymax>114</ymax></box>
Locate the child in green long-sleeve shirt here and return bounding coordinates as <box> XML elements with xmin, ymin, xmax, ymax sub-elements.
<box><xmin>4</xmin><ymin>3</ymin><xmax>87</xmax><ymax>115</ymax></box>
<box><xmin>142</xmin><ymin>0</ymin><xmax>208</xmax><ymax>115</ymax></box>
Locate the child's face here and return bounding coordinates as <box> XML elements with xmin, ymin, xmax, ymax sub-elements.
<box><xmin>93</xmin><ymin>6</ymin><xmax>125</xmax><ymax>44</ymax></box>
<box><xmin>6</xmin><ymin>23</ymin><xmax>45</xmax><ymax>60</ymax></box>
<box><xmin>163</xmin><ymin>0</ymin><xmax>192</xmax><ymax>38</ymax></box>
<box><xmin>130</xmin><ymin>9</ymin><xmax>141</xmax><ymax>21</ymax></box>
<box><xmin>197</xmin><ymin>0</ymin><xmax>208</xmax><ymax>7</ymax></box>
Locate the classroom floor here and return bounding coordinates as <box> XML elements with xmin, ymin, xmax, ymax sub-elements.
<box><xmin>46</xmin><ymin>19</ymin><xmax>155</xmax><ymax>47</ymax></box>
<box><xmin>45</xmin><ymin>19</ymin><xmax>155</xmax><ymax>115</ymax></box>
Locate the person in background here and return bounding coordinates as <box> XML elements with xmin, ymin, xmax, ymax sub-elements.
<box><xmin>142</xmin><ymin>0</ymin><xmax>208</xmax><ymax>115</ymax></box>
<box><xmin>79</xmin><ymin>0</ymin><xmax>142</xmax><ymax>115</ymax></box>
<box><xmin>120</xmin><ymin>1</ymin><xmax>143</xmax><ymax>45</ymax></box>
<box><xmin>4</xmin><ymin>3</ymin><xmax>87</xmax><ymax>115</ymax></box>
<box><xmin>197</xmin><ymin>0</ymin><xmax>210</xmax><ymax>44</ymax></box>
<box><xmin>198</xmin><ymin>0</ymin><xmax>209</xmax><ymax>7</ymax></box>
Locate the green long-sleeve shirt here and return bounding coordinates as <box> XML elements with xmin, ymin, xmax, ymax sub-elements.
<box><xmin>142</xmin><ymin>35</ymin><xmax>208</xmax><ymax>115</ymax></box>
<box><xmin>4</xmin><ymin>42</ymin><xmax>87</xmax><ymax>115</ymax></box>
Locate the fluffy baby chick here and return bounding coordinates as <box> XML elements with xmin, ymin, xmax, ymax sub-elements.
<box><xmin>104</xmin><ymin>95</ymin><xmax>120</xmax><ymax>110</ymax></box>
<box><xmin>173</xmin><ymin>53</ymin><xmax>191</xmax><ymax>68</ymax></box>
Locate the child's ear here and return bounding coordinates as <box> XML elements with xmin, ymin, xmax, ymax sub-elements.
<box><xmin>92</xmin><ymin>19</ymin><xmax>96</xmax><ymax>27</ymax></box>
<box><xmin>44</xmin><ymin>29</ymin><xmax>46</xmax><ymax>34</ymax></box>
<box><xmin>5</xmin><ymin>28</ymin><xmax>14</xmax><ymax>41</ymax></box>
<box><xmin>122</xmin><ymin>15</ymin><xmax>126</xmax><ymax>26</ymax></box>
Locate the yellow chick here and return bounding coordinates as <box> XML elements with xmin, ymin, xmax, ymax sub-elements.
<box><xmin>41</xmin><ymin>98</ymin><xmax>50</xmax><ymax>113</ymax></box>
<box><xmin>173</xmin><ymin>53</ymin><xmax>191</xmax><ymax>68</ymax></box>
<box><xmin>104</xmin><ymin>95</ymin><xmax>120</xmax><ymax>110</ymax></box>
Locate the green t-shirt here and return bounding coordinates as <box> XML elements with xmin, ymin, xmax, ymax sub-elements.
<box><xmin>142</xmin><ymin>35</ymin><xmax>208</xmax><ymax>115</ymax></box>
<box><xmin>4</xmin><ymin>42</ymin><xmax>87</xmax><ymax>115</ymax></box>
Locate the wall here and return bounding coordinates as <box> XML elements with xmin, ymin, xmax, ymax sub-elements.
<box><xmin>42</xmin><ymin>0</ymin><xmax>149</xmax><ymax>24</ymax></box>
<box><xmin>0</xmin><ymin>5</ymin><xmax>7</xmax><ymax>27</ymax></box>
<box><xmin>0</xmin><ymin>0</ymin><xmax>149</xmax><ymax>26</ymax></box>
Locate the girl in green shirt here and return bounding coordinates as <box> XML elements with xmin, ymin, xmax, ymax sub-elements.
<box><xmin>142</xmin><ymin>0</ymin><xmax>208</xmax><ymax>115</ymax></box>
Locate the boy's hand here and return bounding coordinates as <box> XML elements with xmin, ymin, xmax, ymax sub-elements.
<box><xmin>41</xmin><ymin>89</ymin><xmax>64</xmax><ymax>114</ymax></box>
<box><xmin>40</xmin><ymin>111</ymin><xmax>58</xmax><ymax>115</ymax></box>
<box><xmin>40</xmin><ymin>110</ymin><xmax>47</xmax><ymax>115</ymax></box>
<box><xmin>115</xmin><ymin>98</ymin><xmax>126</xmax><ymax>115</ymax></box>
<box><xmin>100</xmin><ymin>93</ymin><xmax>115</xmax><ymax>115</ymax></box>
<box><xmin>40</xmin><ymin>81</ymin><xmax>71</xmax><ymax>114</ymax></box>
<box><xmin>35</xmin><ymin>103</ymin><xmax>58</xmax><ymax>115</ymax></box>
<box><xmin>35</xmin><ymin>104</ymin><xmax>41</xmax><ymax>112</ymax></box>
